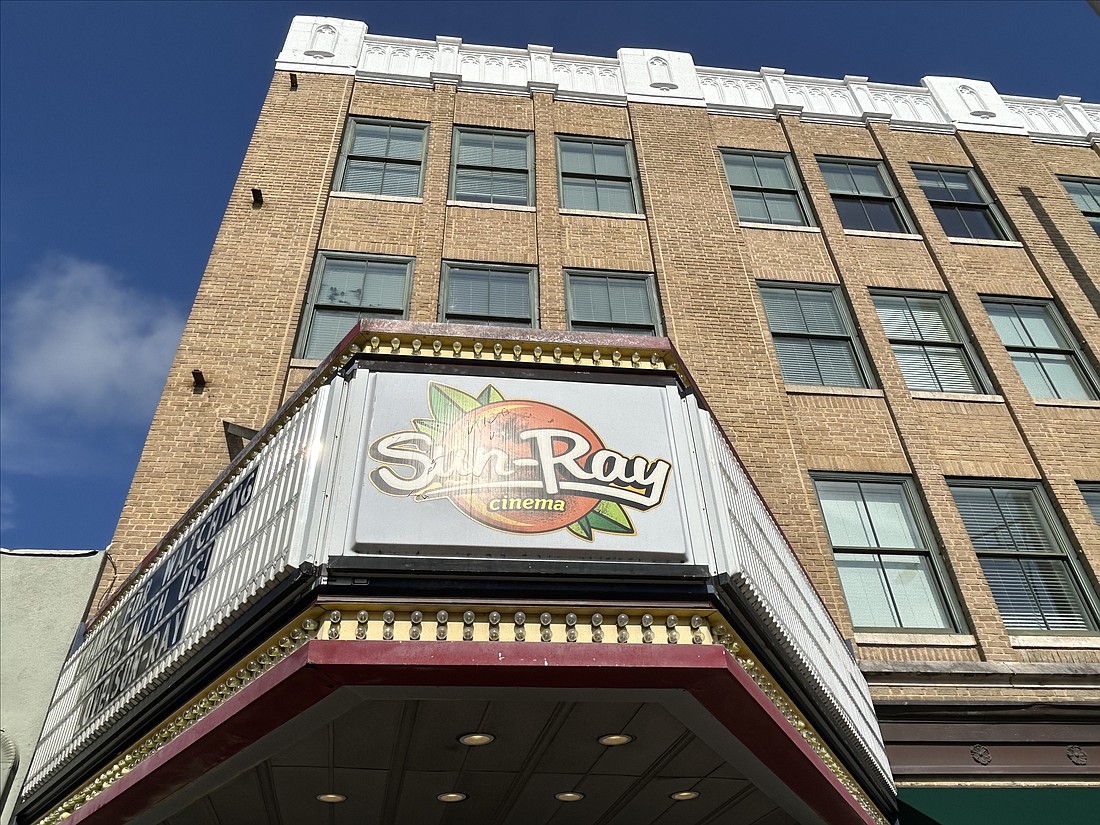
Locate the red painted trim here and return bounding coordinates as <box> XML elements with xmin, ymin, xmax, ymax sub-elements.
<box><xmin>61</xmin><ymin>642</ymin><xmax>879</xmax><ymax>825</ymax></box>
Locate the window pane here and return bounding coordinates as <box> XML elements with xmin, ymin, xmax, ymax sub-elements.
<box><xmin>925</xmin><ymin>346</ymin><xmax>982</xmax><ymax>393</ymax></box>
<box><xmin>304</xmin><ymin>309</ymin><xmax>360</xmax><ymax>360</ymax></box>
<box><xmin>1038</xmin><ymin>352</ymin><xmax>1095</xmax><ymax>400</ymax></box>
<box><xmin>834</xmin><ymin>197</ymin><xmax>872</xmax><ymax>231</ymax></box>
<box><xmin>380</xmin><ymin>163</ymin><xmax>421</xmax><ymax>197</ymax></box>
<box><xmin>986</xmin><ymin>303</ymin><xmax>1028</xmax><ymax>346</ymax></box>
<box><xmin>874</xmin><ymin>295</ymin><xmax>919</xmax><ymax>338</ymax></box>
<box><xmin>1064</xmin><ymin>179</ymin><xmax>1100</xmax><ymax>212</ymax></box>
<box><xmin>882</xmin><ymin>554</ymin><xmax>953</xmax><ymax>628</ymax></box>
<box><xmin>932</xmin><ymin>204</ymin><xmax>971</xmax><ymax>238</ymax></box>
<box><xmin>1081</xmin><ymin>486</ymin><xmax>1100</xmax><ymax>525</ymax></box>
<box><xmin>607</xmin><ymin>279</ymin><xmax>652</xmax><ymax>325</ymax></box>
<box><xmin>724</xmin><ymin>154</ymin><xmax>760</xmax><ymax>188</ymax></box>
<box><xmin>894</xmin><ymin>345</ymin><xmax>941</xmax><ymax>391</ymax></box>
<box><xmin>820</xmin><ymin>162</ymin><xmax>856</xmax><ymax>194</ymax></box>
<box><xmin>755</xmin><ymin>156</ymin><xmax>793</xmax><ymax>189</ymax></box>
<box><xmin>812</xmin><ymin>338</ymin><xmax>865</xmax><ymax>387</ymax></box>
<box><xmin>906</xmin><ymin>297</ymin><xmax>954</xmax><ymax>342</ymax></box>
<box><xmin>492</xmin><ymin>134</ymin><xmax>528</xmax><ymax>169</ymax></box>
<box><xmin>850</xmin><ymin>164</ymin><xmax>890</xmax><ymax>196</ymax></box>
<box><xmin>817</xmin><ymin>480</ymin><xmax>874</xmax><ymax>547</ymax></box>
<box><xmin>764</xmin><ymin>192</ymin><xmax>805</xmax><ymax>225</ymax></box>
<box><xmin>732</xmin><ymin>191</ymin><xmax>770</xmax><ymax>223</ymax></box>
<box><xmin>342</xmin><ymin>159</ymin><xmax>384</xmax><ymax>194</ymax></box>
<box><xmin>939</xmin><ymin>171</ymin><xmax>982</xmax><ymax>203</ymax></box>
<box><xmin>596</xmin><ymin>178</ymin><xmax>637</xmax><ymax>213</ymax></box>
<box><xmin>1011</xmin><ymin>352</ymin><xmax>1057</xmax><ymax>397</ymax></box>
<box><xmin>364</xmin><ymin>262</ymin><xmax>408</xmax><ymax>309</ymax></box>
<box><xmin>958</xmin><ymin>207</ymin><xmax>1002</xmax><ymax>240</ymax></box>
<box><xmin>835</xmin><ymin>553</ymin><xmax>897</xmax><ymax>627</ymax></box>
<box><xmin>317</xmin><ymin>259</ymin><xmax>366</xmax><ymax>306</ymax></box>
<box><xmin>570</xmin><ymin>277</ymin><xmax>612</xmax><ymax>323</ymax></box>
<box><xmin>862</xmin><ymin>483</ymin><xmax>921</xmax><ymax>548</ymax></box>
<box><xmin>796</xmin><ymin>290</ymin><xmax>845</xmax><ymax>335</ymax></box>
<box><xmin>350</xmin><ymin>123</ymin><xmax>389</xmax><ymax>157</ymax></box>
<box><xmin>863</xmin><ymin>199</ymin><xmax>905</xmax><ymax>233</ymax></box>
<box><xmin>387</xmin><ymin>127</ymin><xmax>424</xmax><ymax>160</ymax></box>
<box><xmin>593</xmin><ymin>142</ymin><xmax>629</xmax><ymax>177</ymax></box>
<box><xmin>915</xmin><ymin>168</ymin><xmax>949</xmax><ymax>199</ymax></box>
<box><xmin>560</xmin><ymin>142</ymin><xmax>595</xmax><ymax>175</ymax></box>
<box><xmin>490</xmin><ymin>170</ymin><xmax>529</xmax><ymax>205</ymax></box>
<box><xmin>448</xmin><ymin>269</ymin><xmax>491</xmax><ymax>316</ymax></box>
<box><xmin>455</xmin><ymin>169</ymin><xmax>493</xmax><ymax>202</ymax></box>
<box><xmin>980</xmin><ymin>557</ymin><xmax>1092</xmax><ymax>631</ymax></box>
<box><xmin>562</xmin><ymin>178</ymin><xmax>599</xmax><ymax>211</ymax></box>
<box><xmin>457</xmin><ymin>132</ymin><xmax>495</xmax><ymax>167</ymax></box>
<box><xmin>761</xmin><ymin>288</ymin><xmax>807</xmax><ymax>333</ymax></box>
<box><xmin>1017</xmin><ymin>305</ymin><xmax>1067</xmax><ymax>348</ymax></box>
<box><xmin>774</xmin><ymin>338</ymin><xmax>822</xmax><ymax>384</ymax></box>
<box><xmin>488</xmin><ymin>272</ymin><xmax>531</xmax><ymax>320</ymax></box>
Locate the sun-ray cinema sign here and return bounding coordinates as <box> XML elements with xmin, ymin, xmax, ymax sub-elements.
<box><xmin>345</xmin><ymin>370</ymin><xmax>697</xmax><ymax>560</ymax></box>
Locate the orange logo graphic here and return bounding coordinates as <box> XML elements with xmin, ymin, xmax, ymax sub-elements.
<box><xmin>369</xmin><ymin>383</ymin><xmax>671</xmax><ymax>540</ymax></box>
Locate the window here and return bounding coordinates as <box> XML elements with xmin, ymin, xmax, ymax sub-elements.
<box><xmin>334</xmin><ymin>119</ymin><xmax>426</xmax><ymax>197</ymax></box>
<box><xmin>872</xmin><ymin>291</ymin><xmax>988</xmax><ymax>394</ymax></box>
<box><xmin>819</xmin><ymin>158</ymin><xmax>913</xmax><ymax>234</ymax></box>
<box><xmin>567</xmin><ymin>271</ymin><xmax>659</xmax><ymax>335</ymax></box>
<box><xmin>297</xmin><ymin>254</ymin><xmax>412</xmax><ymax>359</ymax></box>
<box><xmin>813</xmin><ymin>475</ymin><xmax>958</xmax><ymax>631</ymax></box>
<box><xmin>949</xmin><ymin>481</ymin><xmax>1098</xmax><ymax>632</ymax></box>
<box><xmin>1080</xmin><ymin>483</ymin><xmax>1100</xmax><ymax>525</ymax></box>
<box><xmin>983</xmin><ymin>299</ymin><xmax>1097</xmax><ymax>400</ymax></box>
<box><xmin>913</xmin><ymin>165</ymin><xmax>1013</xmax><ymax>241</ymax></box>
<box><xmin>721</xmin><ymin>150</ymin><xmax>814</xmax><ymax>227</ymax></box>
<box><xmin>1059</xmin><ymin>176</ymin><xmax>1100</xmax><ymax>238</ymax></box>
<box><xmin>451</xmin><ymin>128</ymin><xmax>532</xmax><ymax>206</ymax></box>
<box><xmin>442</xmin><ymin>263</ymin><xmax>536</xmax><ymax>327</ymax></box>
<box><xmin>759</xmin><ymin>283</ymin><xmax>873</xmax><ymax>388</ymax></box>
<box><xmin>557</xmin><ymin>138</ymin><xmax>642</xmax><ymax>214</ymax></box>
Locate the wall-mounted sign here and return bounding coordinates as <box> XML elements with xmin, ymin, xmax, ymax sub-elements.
<box><xmin>368</xmin><ymin>382</ymin><xmax>671</xmax><ymax>541</ymax></box>
<box><xmin>343</xmin><ymin>371</ymin><xmax>698</xmax><ymax>561</ymax></box>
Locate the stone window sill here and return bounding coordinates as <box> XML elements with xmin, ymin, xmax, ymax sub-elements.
<box><xmin>1033</xmin><ymin>397</ymin><xmax>1100</xmax><ymax>409</ymax></box>
<box><xmin>739</xmin><ymin>222</ymin><xmax>822</xmax><ymax>234</ymax></box>
<box><xmin>330</xmin><ymin>191</ymin><xmax>423</xmax><ymax>204</ymax></box>
<box><xmin>560</xmin><ymin>209</ymin><xmax>647</xmax><ymax>220</ymax></box>
<box><xmin>289</xmin><ymin>358</ymin><xmax>321</xmax><ymax>369</ymax></box>
<box><xmin>854</xmin><ymin>632</ymin><xmax>977</xmax><ymax>647</ymax></box>
<box><xmin>948</xmin><ymin>237</ymin><xmax>1023</xmax><ymax>248</ymax></box>
<box><xmin>843</xmin><ymin>229</ymin><xmax>923</xmax><ymax>241</ymax></box>
<box><xmin>910</xmin><ymin>391</ymin><xmax>1005</xmax><ymax>404</ymax></box>
<box><xmin>786</xmin><ymin>385</ymin><xmax>885</xmax><ymax>399</ymax></box>
<box><xmin>446</xmin><ymin>200</ymin><xmax>535</xmax><ymax>212</ymax></box>
<box><xmin>1009</xmin><ymin>634</ymin><xmax>1100</xmax><ymax>649</ymax></box>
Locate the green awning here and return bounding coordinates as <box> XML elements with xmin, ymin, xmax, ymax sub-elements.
<box><xmin>899</xmin><ymin>786</ymin><xmax>1100</xmax><ymax>825</ymax></box>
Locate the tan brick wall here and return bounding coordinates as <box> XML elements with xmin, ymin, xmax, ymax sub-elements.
<box><xmin>102</xmin><ymin>76</ymin><xmax>1100</xmax><ymax>703</ymax></box>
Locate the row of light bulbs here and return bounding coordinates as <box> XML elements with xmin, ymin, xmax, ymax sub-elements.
<box><xmin>316</xmin><ymin>730</ymin><xmax>700</xmax><ymax>805</ymax></box>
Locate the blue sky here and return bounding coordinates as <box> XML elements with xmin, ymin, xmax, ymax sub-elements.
<box><xmin>1</xmin><ymin>1</ymin><xmax>1097</xmax><ymax>551</ymax></box>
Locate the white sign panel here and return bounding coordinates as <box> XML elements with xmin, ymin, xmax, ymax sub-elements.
<box><xmin>339</xmin><ymin>371</ymin><xmax>703</xmax><ymax>561</ymax></box>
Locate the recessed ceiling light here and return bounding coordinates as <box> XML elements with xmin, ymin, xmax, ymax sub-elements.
<box><xmin>458</xmin><ymin>732</ymin><xmax>495</xmax><ymax>746</ymax></box>
<box><xmin>555</xmin><ymin>791</ymin><xmax>585</xmax><ymax>802</ymax></box>
<box><xmin>316</xmin><ymin>793</ymin><xmax>346</xmax><ymax>803</ymax></box>
<box><xmin>437</xmin><ymin>792</ymin><xmax>468</xmax><ymax>803</ymax></box>
<box><xmin>598</xmin><ymin>733</ymin><xmax>635</xmax><ymax>746</ymax></box>
<box><xmin>670</xmin><ymin>790</ymin><xmax>699</xmax><ymax>801</ymax></box>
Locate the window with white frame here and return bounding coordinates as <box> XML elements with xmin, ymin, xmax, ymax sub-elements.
<box><xmin>872</xmin><ymin>291</ymin><xmax>989</xmax><ymax>394</ymax></box>
<box><xmin>983</xmin><ymin>298</ymin><xmax>1098</xmax><ymax>400</ymax></box>
<box><xmin>759</xmin><ymin>283</ymin><xmax>873</xmax><ymax>388</ymax></box>
<box><xmin>297</xmin><ymin>253</ymin><xmax>412</xmax><ymax>359</ymax></box>
<box><xmin>567</xmin><ymin>271</ymin><xmax>659</xmax><ymax>335</ymax></box>
<box><xmin>913</xmin><ymin>165</ymin><xmax>1013</xmax><ymax>241</ymax></box>
<box><xmin>721</xmin><ymin>150</ymin><xmax>814</xmax><ymax>227</ymax></box>
<box><xmin>557</xmin><ymin>137</ymin><xmax>642</xmax><ymax>214</ymax></box>
<box><xmin>1059</xmin><ymin>176</ymin><xmax>1100</xmax><ymax>238</ymax></box>
<box><xmin>334</xmin><ymin>119</ymin><xmax>427</xmax><ymax>197</ymax></box>
<box><xmin>819</xmin><ymin>158</ymin><xmax>914</xmax><ymax>234</ymax></box>
<box><xmin>442</xmin><ymin>263</ymin><xmax>536</xmax><ymax>327</ymax></box>
<box><xmin>813</xmin><ymin>475</ymin><xmax>959</xmax><ymax>631</ymax></box>
<box><xmin>451</xmin><ymin>128</ymin><xmax>532</xmax><ymax>206</ymax></box>
<box><xmin>949</xmin><ymin>481</ymin><xmax>1098</xmax><ymax>632</ymax></box>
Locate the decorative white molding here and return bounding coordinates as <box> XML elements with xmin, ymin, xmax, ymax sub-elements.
<box><xmin>275</xmin><ymin>16</ymin><xmax>1098</xmax><ymax>146</ymax></box>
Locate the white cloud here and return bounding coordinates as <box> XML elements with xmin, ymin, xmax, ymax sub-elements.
<box><xmin>0</xmin><ymin>255</ymin><xmax>186</xmax><ymax>476</ymax></box>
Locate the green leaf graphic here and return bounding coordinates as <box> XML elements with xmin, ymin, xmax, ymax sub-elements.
<box><xmin>429</xmin><ymin>383</ymin><xmax>480</xmax><ymax>426</ymax></box>
<box><xmin>587</xmin><ymin>500</ymin><xmax>635</xmax><ymax>535</ymax></box>
<box><xmin>477</xmin><ymin>384</ymin><xmax>504</xmax><ymax>405</ymax></box>
<box><xmin>413</xmin><ymin>418</ymin><xmax>448</xmax><ymax>441</ymax></box>
<box><xmin>567</xmin><ymin>516</ymin><xmax>594</xmax><ymax>541</ymax></box>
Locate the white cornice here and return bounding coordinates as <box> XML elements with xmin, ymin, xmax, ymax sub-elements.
<box><xmin>277</xmin><ymin>16</ymin><xmax>1099</xmax><ymax>147</ymax></box>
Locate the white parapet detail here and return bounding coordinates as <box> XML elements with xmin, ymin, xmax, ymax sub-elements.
<box><xmin>276</xmin><ymin>15</ymin><xmax>1098</xmax><ymax>146</ymax></box>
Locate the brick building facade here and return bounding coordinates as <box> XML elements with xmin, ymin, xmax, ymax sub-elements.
<box><xmin>21</xmin><ymin>16</ymin><xmax>1099</xmax><ymax>825</ymax></box>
